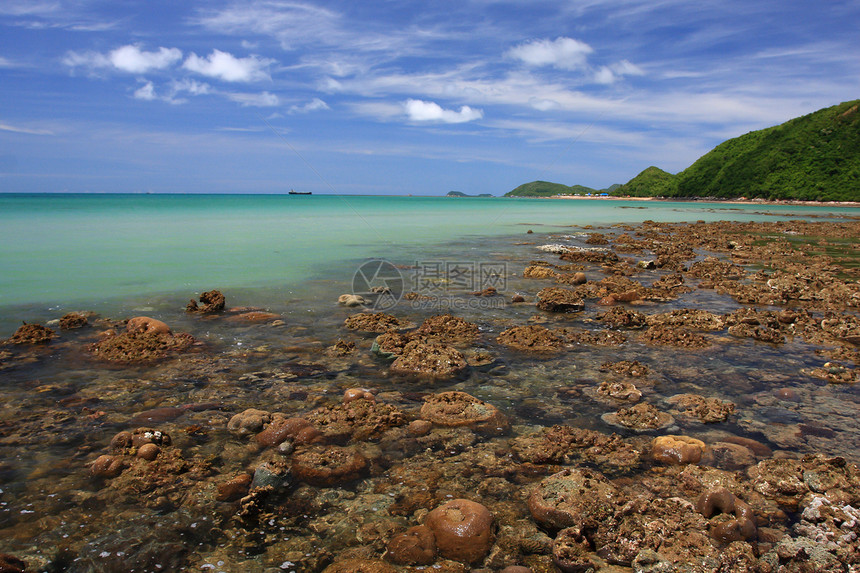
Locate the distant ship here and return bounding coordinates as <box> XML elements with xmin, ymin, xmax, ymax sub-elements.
<box><xmin>288</xmin><ymin>189</ymin><xmax>312</xmax><ymax>195</ymax></box>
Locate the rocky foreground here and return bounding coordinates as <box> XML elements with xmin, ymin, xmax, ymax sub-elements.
<box><xmin>0</xmin><ymin>218</ymin><xmax>858</xmax><ymax>572</ymax></box>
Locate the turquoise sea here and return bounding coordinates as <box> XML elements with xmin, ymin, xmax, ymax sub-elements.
<box><xmin>1</xmin><ymin>193</ymin><xmax>858</xmax><ymax>337</ymax></box>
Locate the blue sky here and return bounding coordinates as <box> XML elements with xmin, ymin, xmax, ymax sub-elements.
<box><xmin>1</xmin><ymin>1</ymin><xmax>858</xmax><ymax>195</ymax></box>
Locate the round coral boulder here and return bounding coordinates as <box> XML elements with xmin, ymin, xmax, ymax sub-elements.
<box><xmin>420</xmin><ymin>391</ymin><xmax>509</xmax><ymax>435</ymax></box>
<box><xmin>385</xmin><ymin>525</ymin><xmax>436</xmax><ymax>565</ymax></box>
<box><xmin>424</xmin><ymin>499</ymin><xmax>494</xmax><ymax>565</ymax></box>
<box><xmin>227</xmin><ymin>408</ymin><xmax>272</xmax><ymax>437</ymax></box>
<box><xmin>291</xmin><ymin>445</ymin><xmax>369</xmax><ymax>486</ymax></box>
<box><xmin>651</xmin><ymin>435</ymin><xmax>706</xmax><ymax>465</ymax></box>
<box><xmin>126</xmin><ymin>316</ymin><xmax>171</xmax><ymax>335</ymax></box>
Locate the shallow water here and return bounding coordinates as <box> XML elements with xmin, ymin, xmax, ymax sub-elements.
<box><xmin>1</xmin><ymin>197</ymin><xmax>859</xmax><ymax>571</ymax></box>
<box><xmin>2</xmin><ymin>193</ymin><xmax>856</xmax><ymax>335</ymax></box>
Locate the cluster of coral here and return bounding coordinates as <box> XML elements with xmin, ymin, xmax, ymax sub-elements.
<box><xmin>1</xmin><ymin>219</ymin><xmax>859</xmax><ymax>572</ymax></box>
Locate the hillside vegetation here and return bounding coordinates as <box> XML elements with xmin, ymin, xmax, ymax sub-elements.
<box><xmin>612</xmin><ymin>99</ymin><xmax>860</xmax><ymax>201</ymax></box>
<box><xmin>508</xmin><ymin>100</ymin><xmax>859</xmax><ymax>201</ymax></box>
<box><xmin>504</xmin><ymin>181</ymin><xmax>617</xmax><ymax>197</ymax></box>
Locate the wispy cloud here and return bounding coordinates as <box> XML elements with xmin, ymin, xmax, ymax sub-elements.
<box><xmin>289</xmin><ymin>98</ymin><xmax>330</xmax><ymax>113</ymax></box>
<box><xmin>183</xmin><ymin>50</ymin><xmax>274</xmax><ymax>82</ymax></box>
<box><xmin>0</xmin><ymin>121</ymin><xmax>54</xmax><ymax>135</ymax></box>
<box><xmin>225</xmin><ymin>91</ymin><xmax>280</xmax><ymax>107</ymax></box>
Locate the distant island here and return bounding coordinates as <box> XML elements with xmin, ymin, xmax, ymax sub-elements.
<box><xmin>504</xmin><ymin>181</ymin><xmax>620</xmax><ymax>198</ymax></box>
<box><xmin>446</xmin><ymin>191</ymin><xmax>494</xmax><ymax>197</ymax></box>
<box><xmin>506</xmin><ymin>99</ymin><xmax>860</xmax><ymax>202</ymax></box>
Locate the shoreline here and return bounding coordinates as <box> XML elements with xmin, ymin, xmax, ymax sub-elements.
<box><xmin>543</xmin><ymin>194</ymin><xmax>860</xmax><ymax>207</ymax></box>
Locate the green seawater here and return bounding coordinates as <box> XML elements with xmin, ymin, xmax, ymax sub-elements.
<box><xmin>1</xmin><ymin>193</ymin><xmax>857</xmax><ymax>336</ymax></box>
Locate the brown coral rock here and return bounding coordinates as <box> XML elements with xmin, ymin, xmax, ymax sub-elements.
<box><xmin>126</xmin><ymin>316</ymin><xmax>171</xmax><ymax>335</ymax></box>
<box><xmin>59</xmin><ymin>313</ymin><xmax>88</xmax><ymax>330</ymax></box>
<box><xmin>344</xmin><ymin>312</ymin><xmax>405</xmax><ymax>333</ymax></box>
<box><xmin>322</xmin><ymin>559</ymin><xmax>397</xmax><ymax>573</ymax></box>
<box><xmin>186</xmin><ymin>289</ymin><xmax>226</xmax><ymax>313</ymax></box>
<box><xmin>602</xmin><ymin>403</ymin><xmax>674</xmax><ymax>431</ymax></box>
<box><xmin>528</xmin><ymin>468</ymin><xmax>619</xmax><ymax>532</ymax></box>
<box><xmin>497</xmin><ymin>324</ymin><xmax>564</xmax><ymax>352</ymax></box>
<box><xmin>5</xmin><ymin>322</ymin><xmax>56</xmax><ymax>345</ymax></box>
<box><xmin>291</xmin><ymin>445</ymin><xmax>369</xmax><ymax>486</ymax></box>
<box><xmin>596</xmin><ymin>381</ymin><xmax>642</xmax><ymax>404</ymax></box>
<box><xmin>385</xmin><ymin>525</ymin><xmax>436</xmax><ymax>565</ymax></box>
<box><xmin>425</xmin><ymin>498</ymin><xmax>494</xmax><ymax>565</ymax></box>
<box><xmin>415</xmin><ymin>314</ymin><xmax>479</xmax><ymax>345</ymax></box>
<box><xmin>89</xmin><ymin>323</ymin><xmax>194</xmax><ymax>362</ymax></box>
<box><xmin>536</xmin><ymin>287</ymin><xmax>585</xmax><ymax>313</ymax></box>
<box><xmin>651</xmin><ymin>435</ymin><xmax>706</xmax><ymax>465</ymax></box>
<box><xmin>215</xmin><ymin>473</ymin><xmax>252</xmax><ymax>502</ymax></box>
<box><xmin>667</xmin><ymin>393</ymin><xmax>735</xmax><ymax>423</ymax></box>
<box><xmin>389</xmin><ymin>340</ymin><xmax>468</xmax><ymax>379</ymax></box>
<box><xmin>696</xmin><ymin>487</ymin><xmax>757</xmax><ymax>543</ymax></box>
<box><xmin>420</xmin><ymin>391</ymin><xmax>509</xmax><ymax>435</ymax></box>
<box><xmin>552</xmin><ymin>527</ymin><xmax>594</xmax><ymax>573</ymax></box>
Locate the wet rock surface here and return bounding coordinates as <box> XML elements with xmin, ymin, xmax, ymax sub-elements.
<box><xmin>2</xmin><ymin>217</ymin><xmax>860</xmax><ymax>571</ymax></box>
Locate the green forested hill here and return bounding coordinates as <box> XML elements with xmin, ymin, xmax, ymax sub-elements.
<box><xmin>614</xmin><ymin>166</ymin><xmax>676</xmax><ymax>197</ymax></box>
<box><xmin>611</xmin><ymin>99</ymin><xmax>860</xmax><ymax>201</ymax></box>
<box><xmin>504</xmin><ymin>181</ymin><xmax>594</xmax><ymax>197</ymax></box>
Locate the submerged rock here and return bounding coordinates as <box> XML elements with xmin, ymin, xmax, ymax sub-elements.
<box><xmin>389</xmin><ymin>340</ymin><xmax>468</xmax><ymax>379</ymax></box>
<box><xmin>89</xmin><ymin>318</ymin><xmax>194</xmax><ymax>362</ymax></box>
<box><xmin>602</xmin><ymin>403</ymin><xmax>674</xmax><ymax>431</ymax></box>
<box><xmin>186</xmin><ymin>289</ymin><xmax>226</xmax><ymax>313</ymax></box>
<box><xmin>291</xmin><ymin>445</ymin><xmax>369</xmax><ymax>486</ymax></box>
<box><xmin>420</xmin><ymin>391</ymin><xmax>509</xmax><ymax>436</ymax></box>
<box><xmin>651</xmin><ymin>435</ymin><xmax>706</xmax><ymax>465</ymax></box>
<box><xmin>536</xmin><ymin>287</ymin><xmax>585</xmax><ymax>313</ymax></box>
<box><xmin>385</xmin><ymin>525</ymin><xmax>436</xmax><ymax>565</ymax></box>
<box><xmin>497</xmin><ymin>324</ymin><xmax>565</xmax><ymax>352</ymax></box>
<box><xmin>3</xmin><ymin>322</ymin><xmax>56</xmax><ymax>345</ymax></box>
<box><xmin>59</xmin><ymin>312</ymin><xmax>89</xmax><ymax>330</ymax></box>
<box><xmin>528</xmin><ymin>468</ymin><xmax>619</xmax><ymax>533</ymax></box>
<box><xmin>344</xmin><ymin>312</ymin><xmax>407</xmax><ymax>333</ymax></box>
<box><xmin>425</xmin><ymin>499</ymin><xmax>494</xmax><ymax>565</ymax></box>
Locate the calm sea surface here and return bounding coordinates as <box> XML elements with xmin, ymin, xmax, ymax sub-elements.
<box><xmin>1</xmin><ymin>193</ymin><xmax>857</xmax><ymax>336</ymax></box>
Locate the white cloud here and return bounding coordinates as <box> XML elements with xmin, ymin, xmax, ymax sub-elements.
<box><xmin>133</xmin><ymin>81</ymin><xmax>156</xmax><ymax>101</ymax></box>
<box><xmin>594</xmin><ymin>67</ymin><xmax>616</xmax><ymax>85</ymax></box>
<box><xmin>64</xmin><ymin>45</ymin><xmax>181</xmax><ymax>74</ymax></box>
<box><xmin>171</xmin><ymin>78</ymin><xmax>212</xmax><ymax>96</ymax></box>
<box><xmin>404</xmin><ymin>99</ymin><xmax>483</xmax><ymax>123</ymax></box>
<box><xmin>226</xmin><ymin>91</ymin><xmax>280</xmax><ymax>107</ymax></box>
<box><xmin>290</xmin><ymin>98</ymin><xmax>330</xmax><ymax>113</ymax></box>
<box><xmin>183</xmin><ymin>50</ymin><xmax>274</xmax><ymax>82</ymax></box>
<box><xmin>530</xmin><ymin>98</ymin><xmax>561</xmax><ymax>111</ymax></box>
<box><xmin>109</xmin><ymin>45</ymin><xmax>182</xmax><ymax>74</ymax></box>
<box><xmin>507</xmin><ymin>37</ymin><xmax>594</xmax><ymax>70</ymax></box>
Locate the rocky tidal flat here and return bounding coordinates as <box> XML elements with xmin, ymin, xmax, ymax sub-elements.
<box><xmin>1</xmin><ymin>218</ymin><xmax>859</xmax><ymax>572</ymax></box>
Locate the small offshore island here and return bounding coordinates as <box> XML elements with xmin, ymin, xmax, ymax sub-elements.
<box><xmin>0</xmin><ymin>99</ymin><xmax>858</xmax><ymax>573</ymax></box>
